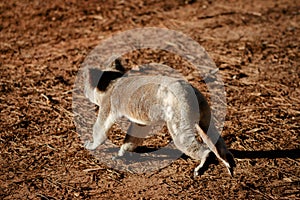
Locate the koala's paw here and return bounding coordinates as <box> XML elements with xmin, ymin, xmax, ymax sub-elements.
<box><xmin>222</xmin><ymin>152</ymin><xmax>236</xmax><ymax>177</ymax></box>
<box><xmin>84</xmin><ymin>140</ymin><xmax>98</xmax><ymax>150</ymax></box>
<box><xmin>193</xmin><ymin>162</ymin><xmax>205</xmax><ymax>178</ymax></box>
<box><xmin>193</xmin><ymin>150</ymin><xmax>211</xmax><ymax>178</ymax></box>
<box><xmin>112</xmin><ymin>147</ymin><xmax>126</xmax><ymax>160</ymax></box>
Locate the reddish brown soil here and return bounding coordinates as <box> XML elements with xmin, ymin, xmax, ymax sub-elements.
<box><xmin>1</xmin><ymin>0</ymin><xmax>299</xmax><ymax>199</ymax></box>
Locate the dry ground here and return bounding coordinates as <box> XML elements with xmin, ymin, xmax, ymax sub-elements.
<box><xmin>1</xmin><ymin>0</ymin><xmax>299</xmax><ymax>199</ymax></box>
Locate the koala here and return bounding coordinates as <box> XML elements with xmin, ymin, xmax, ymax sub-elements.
<box><xmin>83</xmin><ymin>59</ymin><xmax>235</xmax><ymax>176</ymax></box>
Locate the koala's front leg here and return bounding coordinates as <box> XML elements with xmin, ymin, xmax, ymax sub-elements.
<box><xmin>85</xmin><ymin>113</ymin><xmax>115</xmax><ymax>150</ymax></box>
<box><xmin>116</xmin><ymin>123</ymin><xmax>150</xmax><ymax>157</ymax></box>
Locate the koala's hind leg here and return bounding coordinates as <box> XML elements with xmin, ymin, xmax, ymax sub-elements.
<box><xmin>84</xmin><ymin>113</ymin><xmax>115</xmax><ymax>150</ymax></box>
<box><xmin>117</xmin><ymin>123</ymin><xmax>151</xmax><ymax>157</ymax></box>
<box><xmin>193</xmin><ymin>86</ymin><xmax>236</xmax><ymax>176</ymax></box>
<box><xmin>196</xmin><ymin>123</ymin><xmax>236</xmax><ymax>176</ymax></box>
<box><xmin>167</xmin><ymin>121</ymin><xmax>211</xmax><ymax>177</ymax></box>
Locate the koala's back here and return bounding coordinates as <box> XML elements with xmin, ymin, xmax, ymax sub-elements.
<box><xmin>110</xmin><ymin>76</ymin><xmax>200</xmax><ymax>125</ymax></box>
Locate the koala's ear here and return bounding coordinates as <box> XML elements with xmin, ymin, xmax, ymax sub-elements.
<box><xmin>114</xmin><ymin>58</ymin><xmax>126</xmax><ymax>73</ymax></box>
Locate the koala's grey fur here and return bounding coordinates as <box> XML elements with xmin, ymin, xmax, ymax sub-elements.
<box><xmin>83</xmin><ymin>59</ymin><xmax>235</xmax><ymax>176</ymax></box>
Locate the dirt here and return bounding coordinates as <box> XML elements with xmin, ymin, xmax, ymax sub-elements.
<box><xmin>1</xmin><ymin>0</ymin><xmax>299</xmax><ymax>199</ymax></box>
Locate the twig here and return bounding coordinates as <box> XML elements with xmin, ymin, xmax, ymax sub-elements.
<box><xmin>83</xmin><ymin>167</ymin><xmax>105</xmax><ymax>172</ymax></box>
<box><xmin>36</xmin><ymin>193</ymin><xmax>55</xmax><ymax>200</ymax></box>
<box><xmin>249</xmin><ymin>187</ymin><xmax>275</xmax><ymax>200</ymax></box>
<box><xmin>41</xmin><ymin>94</ymin><xmax>50</xmax><ymax>103</ymax></box>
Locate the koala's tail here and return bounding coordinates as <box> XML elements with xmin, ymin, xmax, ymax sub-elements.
<box><xmin>195</xmin><ymin>123</ymin><xmax>235</xmax><ymax>176</ymax></box>
<box><xmin>83</xmin><ymin>67</ymin><xmax>103</xmax><ymax>104</ymax></box>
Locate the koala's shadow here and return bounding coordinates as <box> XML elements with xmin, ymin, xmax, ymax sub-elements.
<box><xmin>134</xmin><ymin>147</ymin><xmax>300</xmax><ymax>176</ymax></box>
<box><xmin>125</xmin><ymin>147</ymin><xmax>219</xmax><ymax>176</ymax></box>
<box><xmin>184</xmin><ymin>148</ymin><xmax>300</xmax><ymax>176</ymax></box>
<box><xmin>98</xmin><ymin>145</ymin><xmax>299</xmax><ymax>176</ymax></box>
<box><xmin>101</xmin><ymin>146</ymin><xmax>182</xmax><ymax>163</ymax></box>
<box><xmin>230</xmin><ymin>148</ymin><xmax>300</xmax><ymax>159</ymax></box>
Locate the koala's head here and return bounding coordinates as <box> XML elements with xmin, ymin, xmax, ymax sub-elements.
<box><xmin>87</xmin><ymin>58</ymin><xmax>126</xmax><ymax>92</ymax></box>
